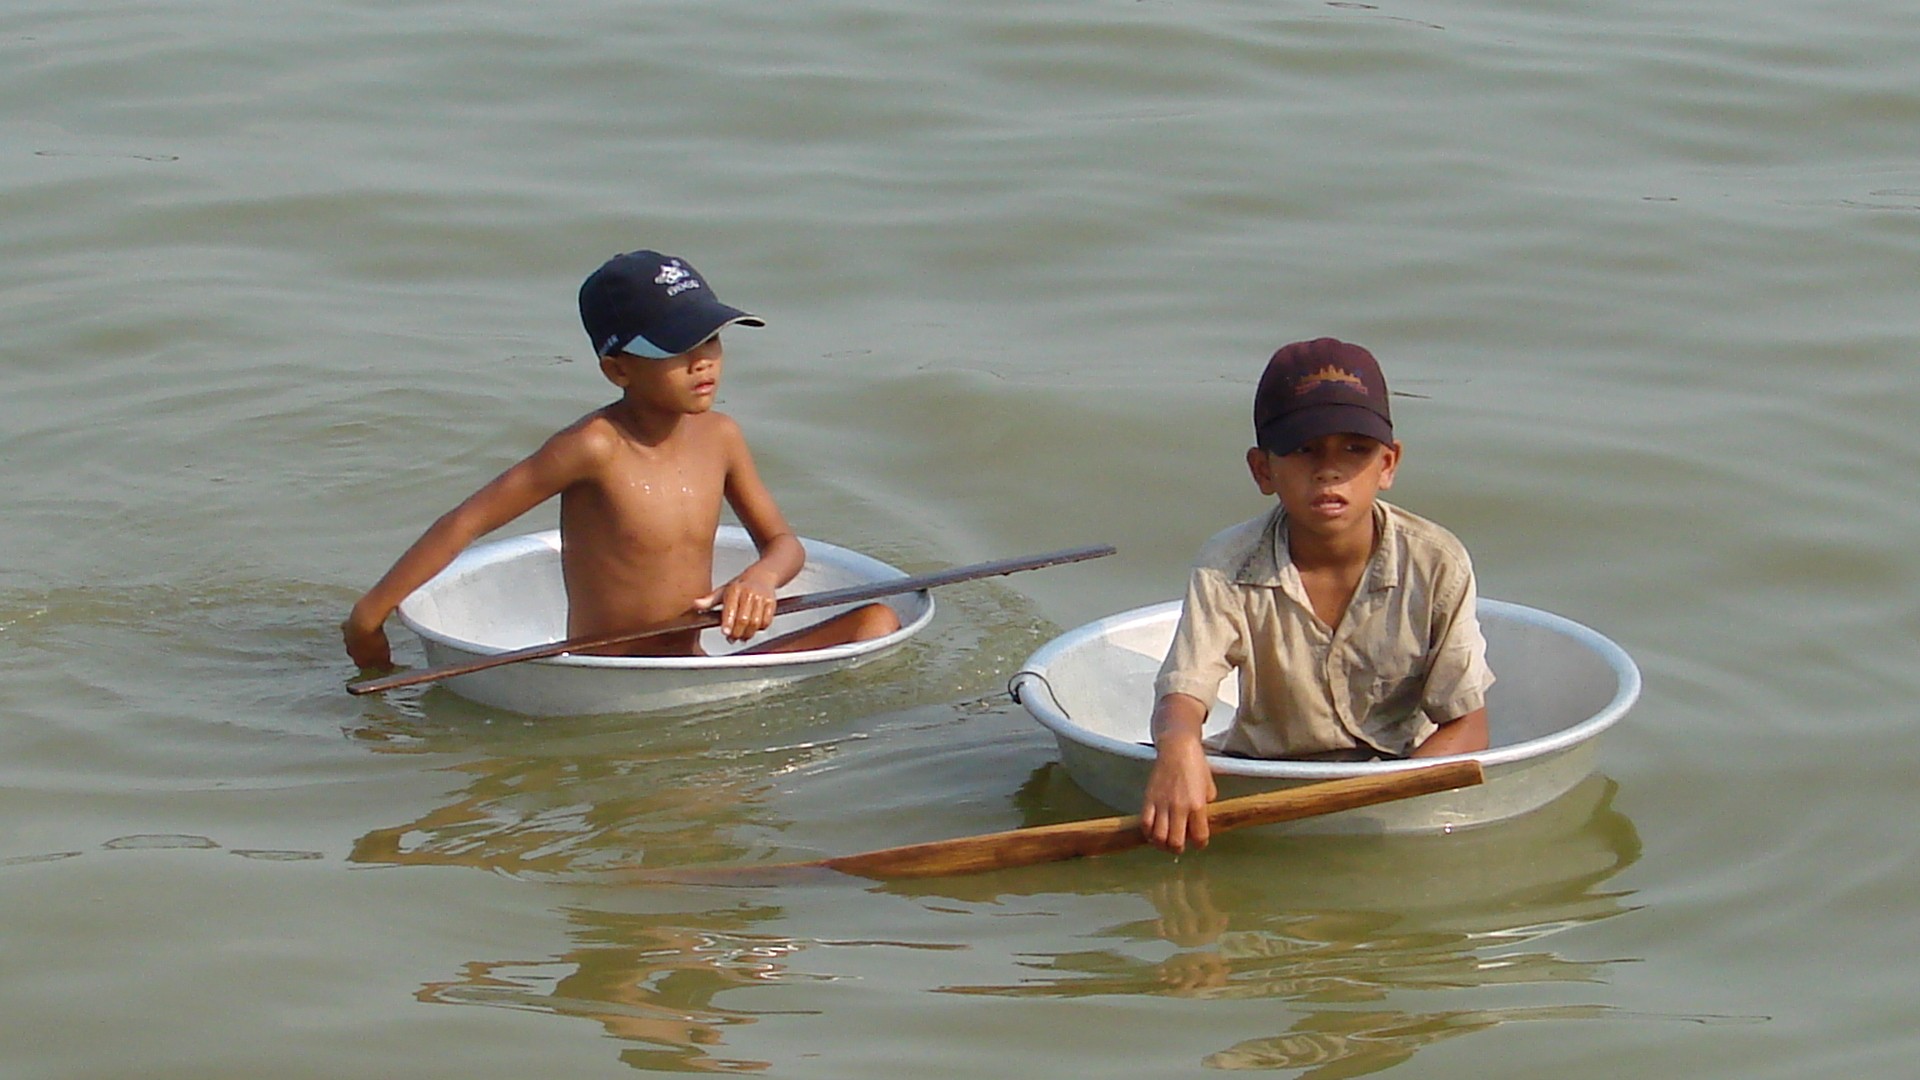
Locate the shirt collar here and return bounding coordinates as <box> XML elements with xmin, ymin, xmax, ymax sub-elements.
<box><xmin>1232</xmin><ymin>501</ymin><xmax>1400</xmax><ymax>592</ymax></box>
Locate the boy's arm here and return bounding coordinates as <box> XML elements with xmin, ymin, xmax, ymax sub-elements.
<box><xmin>1141</xmin><ymin>565</ymin><xmax>1242</xmax><ymax>854</ymax></box>
<box><xmin>341</xmin><ymin>432</ymin><xmax>596</xmax><ymax>670</ymax></box>
<box><xmin>1410</xmin><ymin>707</ymin><xmax>1488</xmax><ymax>757</ymax></box>
<box><xmin>1141</xmin><ymin>692</ymin><xmax>1218</xmax><ymax>854</ymax></box>
<box><xmin>698</xmin><ymin>418</ymin><xmax>804</xmax><ymax>642</ymax></box>
<box><xmin>1414</xmin><ymin>550</ymin><xmax>1493</xmax><ymax>754</ymax></box>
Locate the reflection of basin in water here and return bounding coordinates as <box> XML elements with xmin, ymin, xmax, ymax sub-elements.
<box><xmin>1190</xmin><ymin>771</ymin><xmax>1641</xmax><ymax>921</ymax></box>
<box><xmin>917</xmin><ymin>770</ymin><xmax>1643</xmax><ymax>1024</ymax></box>
<box><xmin>891</xmin><ymin>763</ymin><xmax>1640</xmax><ymax>922</ymax></box>
<box><xmin>1012</xmin><ymin>599</ymin><xmax>1640</xmax><ymax>834</ymax></box>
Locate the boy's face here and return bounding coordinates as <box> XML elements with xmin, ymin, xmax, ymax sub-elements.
<box><xmin>600</xmin><ymin>334</ymin><xmax>724</xmax><ymax>414</ymax></box>
<box><xmin>1247</xmin><ymin>433</ymin><xmax>1401</xmax><ymax>534</ymax></box>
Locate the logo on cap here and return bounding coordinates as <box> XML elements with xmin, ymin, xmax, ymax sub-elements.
<box><xmin>1295</xmin><ymin>365</ymin><xmax>1368</xmax><ymax>396</ymax></box>
<box><xmin>654</xmin><ymin>260</ymin><xmax>701</xmax><ymax>296</ymax></box>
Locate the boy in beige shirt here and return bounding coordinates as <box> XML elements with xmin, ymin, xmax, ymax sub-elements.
<box><xmin>1142</xmin><ymin>338</ymin><xmax>1493</xmax><ymax>853</ymax></box>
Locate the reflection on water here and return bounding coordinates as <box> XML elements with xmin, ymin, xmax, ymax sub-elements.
<box><xmin>343</xmin><ymin>684</ymin><xmax>883</xmax><ymax>879</ymax></box>
<box><xmin>417</xmin><ymin>904</ymin><xmax>797</xmax><ymax>1074</ymax></box>
<box><xmin>415</xmin><ymin>900</ymin><xmax>975</xmax><ymax>1074</ymax></box>
<box><xmin>340</xmin><ymin>665</ymin><xmax>1000</xmax><ymax>876</ymax></box>
<box><xmin>346</xmin><ymin>729</ymin><xmax>821</xmax><ymax>1071</ymax></box>
<box><xmin>924</xmin><ymin>772</ymin><xmax>1649</xmax><ymax>1076</ymax></box>
<box><xmin>345</xmin><ymin>733</ymin><xmax>820</xmax><ymax>875</ymax></box>
<box><xmin>1198</xmin><ymin>1005</ymin><xmax>1619</xmax><ymax>1074</ymax></box>
<box><xmin>369</xmin><ymin>729</ymin><xmax>1672</xmax><ymax>1075</ymax></box>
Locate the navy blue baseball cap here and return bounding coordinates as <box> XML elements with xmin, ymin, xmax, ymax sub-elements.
<box><xmin>579</xmin><ymin>250</ymin><xmax>764</xmax><ymax>359</ymax></box>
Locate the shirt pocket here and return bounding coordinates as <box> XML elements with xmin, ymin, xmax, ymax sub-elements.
<box><xmin>1352</xmin><ymin>647</ymin><xmax>1426</xmax><ymax>746</ymax></box>
<box><xmin>1366</xmin><ymin>671</ymin><xmax>1424</xmax><ymax>717</ymax></box>
<box><xmin>1354</xmin><ymin>646</ymin><xmax>1422</xmax><ymax>703</ymax></box>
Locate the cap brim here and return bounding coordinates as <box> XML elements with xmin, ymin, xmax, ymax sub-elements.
<box><xmin>616</xmin><ymin>304</ymin><xmax>766</xmax><ymax>358</ymax></box>
<box><xmin>1256</xmin><ymin>404</ymin><xmax>1394</xmax><ymax>457</ymax></box>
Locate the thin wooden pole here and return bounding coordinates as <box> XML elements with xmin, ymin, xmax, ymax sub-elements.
<box><xmin>348</xmin><ymin>543</ymin><xmax>1116</xmax><ymax>695</ymax></box>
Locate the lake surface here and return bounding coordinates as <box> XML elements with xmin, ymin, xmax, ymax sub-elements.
<box><xmin>4</xmin><ymin>0</ymin><xmax>1917</xmax><ymax>1076</ymax></box>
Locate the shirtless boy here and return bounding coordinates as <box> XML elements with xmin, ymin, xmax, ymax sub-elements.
<box><xmin>1140</xmin><ymin>338</ymin><xmax>1494</xmax><ymax>853</ymax></box>
<box><xmin>342</xmin><ymin>250</ymin><xmax>899</xmax><ymax>670</ymax></box>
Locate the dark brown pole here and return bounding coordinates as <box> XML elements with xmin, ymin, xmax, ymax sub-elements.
<box><xmin>348</xmin><ymin>543</ymin><xmax>1116</xmax><ymax>696</ymax></box>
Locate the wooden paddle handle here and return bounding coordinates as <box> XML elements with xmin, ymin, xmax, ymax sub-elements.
<box><xmin>818</xmin><ymin>759</ymin><xmax>1485</xmax><ymax>880</ymax></box>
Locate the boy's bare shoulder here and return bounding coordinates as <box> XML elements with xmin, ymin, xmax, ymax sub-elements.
<box><xmin>686</xmin><ymin>409</ymin><xmax>751</xmax><ymax>458</ymax></box>
<box><xmin>537</xmin><ymin>407</ymin><xmax>751</xmax><ymax>469</ymax></box>
<box><xmin>536</xmin><ymin>408</ymin><xmax>628</xmax><ymax>461</ymax></box>
<box><xmin>695</xmin><ymin>408</ymin><xmax>746</xmax><ymax>438</ymax></box>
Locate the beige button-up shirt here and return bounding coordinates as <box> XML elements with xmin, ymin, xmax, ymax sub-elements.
<box><xmin>1153</xmin><ymin>500</ymin><xmax>1494</xmax><ymax>758</ymax></box>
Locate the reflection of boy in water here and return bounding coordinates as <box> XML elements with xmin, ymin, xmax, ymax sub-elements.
<box><xmin>416</xmin><ymin>909</ymin><xmax>787</xmax><ymax>1074</ymax></box>
<box><xmin>1143</xmin><ymin>339</ymin><xmax>1494</xmax><ymax>853</ymax></box>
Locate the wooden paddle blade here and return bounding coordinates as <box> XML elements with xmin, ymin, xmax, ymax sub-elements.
<box><xmin>818</xmin><ymin>759</ymin><xmax>1484</xmax><ymax>881</ymax></box>
<box><xmin>820</xmin><ymin>817</ymin><xmax>1146</xmax><ymax>880</ymax></box>
<box><xmin>611</xmin><ymin>761</ymin><xmax>1484</xmax><ymax>887</ymax></box>
<box><xmin>605</xmin><ymin>826</ymin><xmax>1144</xmax><ymax>887</ymax></box>
<box><xmin>608</xmin><ymin>862</ymin><xmax>845</xmax><ymax>888</ymax></box>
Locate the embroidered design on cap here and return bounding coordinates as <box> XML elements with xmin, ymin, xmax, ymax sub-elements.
<box><xmin>1294</xmin><ymin>365</ymin><xmax>1368</xmax><ymax>395</ymax></box>
<box><xmin>654</xmin><ymin>260</ymin><xmax>702</xmax><ymax>296</ymax></box>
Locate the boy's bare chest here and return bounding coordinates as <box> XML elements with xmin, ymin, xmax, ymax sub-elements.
<box><xmin>575</xmin><ymin>443</ymin><xmax>727</xmax><ymax>546</ymax></box>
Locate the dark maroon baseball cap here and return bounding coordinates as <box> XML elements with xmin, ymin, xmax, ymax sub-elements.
<box><xmin>1253</xmin><ymin>338</ymin><xmax>1395</xmax><ymax>456</ymax></box>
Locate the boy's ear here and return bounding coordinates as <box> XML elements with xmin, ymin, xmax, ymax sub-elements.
<box><xmin>1246</xmin><ymin>447</ymin><xmax>1279</xmax><ymax>496</ymax></box>
<box><xmin>598</xmin><ymin>353</ymin><xmax>631</xmax><ymax>388</ymax></box>
<box><xmin>1377</xmin><ymin>440</ymin><xmax>1403</xmax><ymax>489</ymax></box>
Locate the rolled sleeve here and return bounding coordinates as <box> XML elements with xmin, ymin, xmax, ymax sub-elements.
<box><xmin>1154</xmin><ymin>568</ymin><xmax>1241</xmax><ymax>706</ymax></box>
<box><xmin>1420</xmin><ymin>560</ymin><xmax>1495</xmax><ymax>723</ymax></box>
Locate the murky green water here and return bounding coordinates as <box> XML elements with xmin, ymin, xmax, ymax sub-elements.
<box><xmin>5</xmin><ymin>1</ymin><xmax>1918</xmax><ymax>1075</ymax></box>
